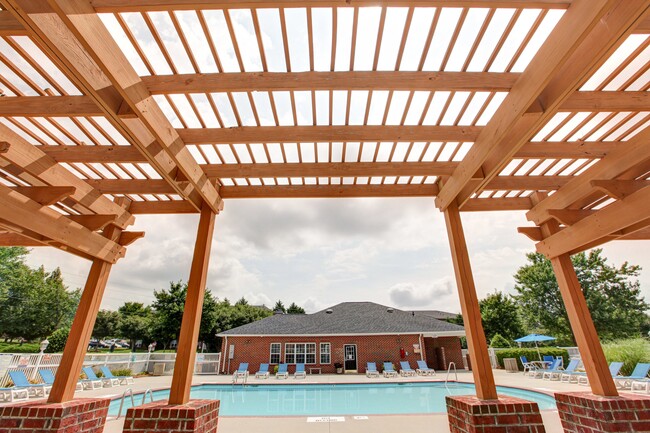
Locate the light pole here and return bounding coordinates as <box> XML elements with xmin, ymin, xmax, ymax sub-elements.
<box><xmin>31</xmin><ymin>338</ymin><xmax>49</xmax><ymax>380</ymax></box>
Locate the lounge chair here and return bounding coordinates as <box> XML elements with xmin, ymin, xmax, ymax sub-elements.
<box><xmin>294</xmin><ymin>363</ymin><xmax>306</xmax><ymax>379</ymax></box>
<box><xmin>0</xmin><ymin>386</ymin><xmax>29</xmax><ymax>402</ymax></box>
<box><xmin>531</xmin><ymin>358</ymin><xmax>561</xmax><ymax>379</ymax></box>
<box><xmin>100</xmin><ymin>366</ymin><xmax>134</xmax><ymax>385</ymax></box>
<box><xmin>416</xmin><ymin>360</ymin><xmax>436</xmax><ymax>376</ymax></box>
<box><xmin>8</xmin><ymin>370</ymin><xmax>51</xmax><ymax>398</ymax></box>
<box><xmin>399</xmin><ymin>361</ymin><xmax>416</xmax><ymax>377</ymax></box>
<box><xmin>276</xmin><ymin>363</ymin><xmax>289</xmax><ymax>379</ymax></box>
<box><xmin>614</xmin><ymin>363</ymin><xmax>650</xmax><ymax>389</ymax></box>
<box><xmin>577</xmin><ymin>362</ymin><xmax>625</xmax><ymax>386</ymax></box>
<box><xmin>520</xmin><ymin>356</ymin><xmax>538</xmax><ymax>376</ymax></box>
<box><xmin>543</xmin><ymin>359</ymin><xmax>579</xmax><ymax>381</ymax></box>
<box><xmin>255</xmin><ymin>363</ymin><xmax>270</xmax><ymax>379</ymax></box>
<box><xmin>383</xmin><ymin>362</ymin><xmax>397</xmax><ymax>378</ymax></box>
<box><xmin>543</xmin><ymin>355</ymin><xmax>555</xmax><ymax>369</ymax></box>
<box><xmin>38</xmin><ymin>369</ymin><xmax>83</xmax><ymax>391</ymax></box>
<box><xmin>81</xmin><ymin>367</ymin><xmax>108</xmax><ymax>389</ymax></box>
<box><xmin>366</xmin><ymin>362</ymin><xmax>379</xmax><ymax>378</ymax></box>
<box><xmin>631</xmin><ymin>378</ymin><xmax>650</xmax><ymax>393</ymax></box>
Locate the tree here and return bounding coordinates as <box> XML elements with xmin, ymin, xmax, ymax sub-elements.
<box><xmin>273</xmin><ymin>300</ymin><xmax>286</xmax><ymax>313</ymax></box>
<box><xmin>118</xmin><ymin>302</ymin><xmax>151</xmax><ymax>350</ymax></box>
<box><xmin>287</xmin><ymin>302</ymin><xmax>305</xmax><ymax>314</ymax></box>
<box><xmin>479</xmin><ymin>291</ymin><xmax>524</xmax><ymax>343</ymax></box>
<box><xmin>513</xmin><ymin>250</ymin><xmax>648</xmax><ymax>343</ymax></box>
<box><xmin>93</xmin><ymin>310</ymin><xmax>120</xmax><ymax>341</ymax></box>
<box><xmin>489</xmin><ymin>333</ymin><xmax>512</xmax><ymax>348</ymax></box>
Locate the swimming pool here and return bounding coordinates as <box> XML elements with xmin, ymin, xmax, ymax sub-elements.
<box><xmin>108</xmin><ymin>382</ymin><xmax>556</xmax><ymax>417</ymax></box>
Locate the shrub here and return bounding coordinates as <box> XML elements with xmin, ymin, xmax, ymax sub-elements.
<box><xmin>45</xmin><ymin>327</ymin><xmax>70</xmax><ymax>353</ymax></box>
<box><xmin>602</xmin><ymin>338</ymin><xmax>650</xmax><ymax>376</ymax></box>
<box><xmin>494</xmin><ymin>348</ymin><xmax>569</xmax><ymax>370</ymax></box>
<box><xmin>490</xmin><ymin>333</ymin><xmax>512</xmax><ymax>348</ymax></box>
<box><xmin>111</xmin><ymin>368</ymin><xmax>133</xmax><ymax>377</ymax></box>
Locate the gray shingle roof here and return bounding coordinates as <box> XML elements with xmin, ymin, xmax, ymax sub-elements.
<box><xmin>219</xmin><ymin>302</ymin><xmax>465</xmax><ymax>336</ymax></box>
<box><xmin>414</xmin><ymin>310</ymin><xmax>460</xmax><ymax>321</ymax></box>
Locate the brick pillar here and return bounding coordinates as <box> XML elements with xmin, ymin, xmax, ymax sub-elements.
<box><xmin>555</xmin><ymin>392</ymin><xmax>650</xmax><ymax>432</ymax></box>
<box><xmin>447</xmin><ymin>395</ymin><xmax>546</xmax><ymax>433</ymax></box>
<box><xmin>123</xmin><ymin>399</ymin><xmax>220</xmax><ymax>433</ymax></box>
<box><xmin>0</xmin><ymin>397</ymin><xmax>110</xmax><ymax>433</ymax></box>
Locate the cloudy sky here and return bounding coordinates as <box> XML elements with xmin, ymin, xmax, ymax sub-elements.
<box><xmin>25</xmin><ymin>199</ymin><xmax>649</xmax><ymax>314</ymax></box>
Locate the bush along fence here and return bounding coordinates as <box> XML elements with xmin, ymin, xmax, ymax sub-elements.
<box><xmin>492</xmin><ymin>348</ymin><xmax>570</xmax><ymax>370</ymax></box>
<box><xmin>0</xmin><ymin>352</ymin><xmax>221</xmax><ymax>387</ymax></box>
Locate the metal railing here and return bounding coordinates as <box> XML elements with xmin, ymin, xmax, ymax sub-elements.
<box><xmin>445</xmin><ymin>362</ymin><xmax>458</xmax><ymax>385</ymax></box>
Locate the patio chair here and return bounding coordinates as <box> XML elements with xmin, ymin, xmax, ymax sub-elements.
<box><xmin>531</xmin><ymin>358</ymin><xmax>561</xmax><ymax>379</ymax></box>
<box><xmin>0</xmin><ymin>385</ymin><xmax>29</xmax><ymax>402</ymax></box>
<box><xmin>100</xmin><ymin>366</ymin><xmax>134</xmax><ymax>385</ymax></box>
<box><xmin>520</xmin><ymin>356</ymin><xmax>538</xmax><ymax>376</ymax></box>
<box><xmin>383</xmin><ymin>362</ymin><xmax>397</xmax><ymax>378</ymax></box>
<box><xmin>366</xmin><ymin>362</ymin><xmax>379</xmax><ymax>378</ymax></box>
<box><xmin>276</xmin><ymin>363</ymin><xmax>289</xmax><ymax>379</ymax></box>
<box><xmin>543</xmin><ymin>355</ymin><xmax>555</xmax><ymax>368</ymax></box>
<box><xmin>234</xmin><ymin>363</ymin><xmax>249</xmax><ymax>381</ymax></box>
<box><xmin>294</xmin><ymin>363</ymin><xmax>306</xmax><ymax>379</ymax></box>
<box><xmin>38</xmin><ymin>369</ymin><xmax>82</xmax><ymax>391</ymax></box>
<box><xmin>614</xmin><ymin>363</ymin><xmax>650</xmax><ymax>389</ymax></box>
<box><xmin>399</xmin><ymin>361</ymin><xmax>416</xmax><ymax>377</ymax></box>
<box><xmin>8</xmin><ymin>370</ymin><xmax>51</xmax><ymax>398</ymax></box>
<box><xmin>631</xmin><ymin>378</ymin><xmax>650</xmax><ymax>393</ymax></box>
<box><xmin>542</xmin><ymin>359</ymin><xmax>579</xmax><ymax>381</ymax></box>
<box><xmin>255</xmin><ymin>363</ymin><xmax>270</xmax><ymax>379</ymax></box>
<box><xmin>577</xmin><ymin>362</ymin><xmax>625</xmax><ymax>386</ymax></box>
<box><xmin>416</xmin><ymin>360</ymin><xmax>436</xmax><ymax>376</ymax></box>
<box><xmin>81</xmin><ymin>367</ymin><xmax>108</xmax><ymax>389</ymax></box>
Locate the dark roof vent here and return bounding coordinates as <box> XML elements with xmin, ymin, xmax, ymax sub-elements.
<box><xmin>387</xmin><ymin>307</ymin><xmax>394</xmax><ymax>313</ymax></box>
<box><xmin>326</xmin><ymin>309</ymin><xmax>333</xmax><ymax>314</ymax></box>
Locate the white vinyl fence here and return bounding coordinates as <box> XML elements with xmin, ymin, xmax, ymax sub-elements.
<box><xmin>488</xmin><ymin>347</ymin><xmax>580</xmax><ymax>369</ymax></box>
<box><xmin>0</xmin><ymin>351</ymin><xmax>221</xmax><ymax>387</ymax></box>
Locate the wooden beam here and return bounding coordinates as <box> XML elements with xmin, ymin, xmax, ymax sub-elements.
<box><xmin>169</xmin><ymin>203</ymin><xmax>216</xmax><ymax>404</ymax></box>
<box><xmin>559</xmin><ymin>91</ymin><xmax>650</xmax><ymax>112</ymax></box>
<box><xmin>119</xmin><ymin>231</ymin><xmax>145</xmax><ymax>246</ymax></box>
<box><xmin>517</xmin><ymin>226</ymin><xmax>543</xmax><ymax>242</ymax></box>
<box><xmin>91</xmin><ymin>0</ymin><xmax>573</xmax><ymax>12</ymax></box>
<box><xmin>443</xmin><ymin>201</ymin><xmax>497</xmax><ymax>400</ymax></box>
<box><xmin>178</xmin><ymin>126</ymin><xmax>481</xmax><ymax>144</ymax></box>
<box><xmin>436</xmin><ymin>0</ymin><xmax>650</xmax><ymax>210</ymax></box>
<box><xmin>67</xmin><ymin>214</ymin><xmax>117</xmax><ymax>231</ymax></box>
<box><xmin>527</xmin><ymin>127</ymin><xmax>650</xmax><ymax>225</ymax></box>
<box><xmin>547</xmin><ymin>209</ymin><xmax>596</xmax><ymax>226</ymax></box>
<box><xmin>0</xmin><ymin>184</ymin><xmax>126</xmax><ymax>263</ymax></box>
<box><xmin>5</xmin><ymin>0</ymin><xmax>223</xmax><ymax>214</ymax></box>
<box><xmin>0</xmin><ymin>96</ymin><xmax>103</xmax><ymax>117</ymax></box>
<box><xmin>0</xmin><ymin>125</ymin><xmax>134</xmax><ymax>228</ymax></box>
<box><xmin>531</xmin><ymin>193</ymin><xmax>618</xmax><ymax>397</ymax></box>
<box><xmin>0</xmin><ymin>231</ymin><xmax>45</xmax><ymax>246</ymax></box>
<box><xmin>11</xmin><ymin>186</ymin><xmax>75</xmax><ymax>206</ymax></box>
<box><xmin>459</xmin><ymin>197</ymin><xmax>532</xmax><ymax>212</ymax></box>
<box><xmin>129</xmin><ymin>200</ymin><xmax>196</xmax><ymax>214</ymax></box>
<box><xmin>590</xmin><ymin>179</ymin><xmax>650</xmax><ymax>200</ymax></box>
<box><xmin>48</xmin><ymin>198</ymin><xmax>129</xmax><ymax>403</ymax></box>
<box><xmin>0</xmin><ymin>10</ymin><xmax>26</xmax><ymax>35</ymax></box>
<box><xmin>536</xmin><ymin>186</ymin><xmax>650</xmax><ymax>258</ymax></box>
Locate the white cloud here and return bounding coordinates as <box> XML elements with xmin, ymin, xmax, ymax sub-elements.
<box><xmin>388</xmin><ymin>278</ymin><xmax>455</xmax><ymax>309</ymax></box>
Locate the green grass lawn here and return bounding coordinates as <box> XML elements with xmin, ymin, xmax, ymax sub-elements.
<box><xmin>0</xmin><ymin>341</ymin><xmax>41</xmax><ymax>353</ymax></box>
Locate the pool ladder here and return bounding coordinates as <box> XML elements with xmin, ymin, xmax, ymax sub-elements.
<box><xmin>115</xmin><ymin>388</ymin><xmax>154</xmax><ymax>419</ymax></box>
<box><xmin>445</xmin><ymin>362</ymin><xmax>458</xmax><ymax>385</ymax></box>
<box><xmin>232</xmin><ymin>371</ymin><xmax>248</xmax><ymax>386</ymax></box>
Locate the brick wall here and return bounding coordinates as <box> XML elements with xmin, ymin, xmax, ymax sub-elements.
<box><xmin>0</xmin><ymin>398</ymin><xmax>110</xmax><ymax>433</ymax></box>
<box><xmin>221</xmin><ymin>334</ymin><xmax>461</xmax><ymax>374</ymax></box>
<box><xmin>447</xmin><ymin>395</ymin><xmax>546</xmax><ymax>433</ymax></box>
<box><xmin>423</xmin><ymin>336</ymin><xmax>464</xmax><ymax>370</ymax></box>
<box><xmin>123</xmin><ymin>399</ymin><xmax>220</xmax><ymax>433</ymax></box>
<box><xmin>556</xmin><ymin>391</ymin><xmax>650</xmax><ymax>433</ymax></box>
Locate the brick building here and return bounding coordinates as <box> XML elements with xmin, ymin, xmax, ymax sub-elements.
<box><xmin>219</xmin><ymin>302</ymin><xmax>465</xmax><ymax>375</ymax></box>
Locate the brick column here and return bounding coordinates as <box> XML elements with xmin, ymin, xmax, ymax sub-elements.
<box><xmin>555</xmin><ymin>392</ymin><xmax>650</xmax><ymax>433</ymax></box>
<box><xmin>123</xmin><ymin>399</ymin><xmax>220</xmax><ymax>433</ymax></box>
<box><xmin>447</xmin><ymin>395</ymin><xmax>546</xmax><ymax>433</ymax></box>
<box><xmin>0</xmin><ymin>397</ymin><xmax>110</xmax><ymax>433</ymax></box>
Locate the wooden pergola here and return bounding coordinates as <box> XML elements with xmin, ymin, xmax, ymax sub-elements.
<box><xmin>0</xmin><ymin>0</ymin><xmax>647</xmax><ymax>417</ymax></box>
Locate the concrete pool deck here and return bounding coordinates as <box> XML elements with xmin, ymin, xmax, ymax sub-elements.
<box><xmin>73</xmin><ymin>368</ymin><xmax>620</xmax><ymax>433</ymax></box>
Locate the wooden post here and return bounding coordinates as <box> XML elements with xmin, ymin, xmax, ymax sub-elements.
<box><xmin>443</xmin><ymin>201</ymin><xmax>498</xmax><ymax>400</ymax></box>
<box><xmin>532</xmin><ymin>194</ymin><xmax>618</xmax><ymax>397</ymax></box>
<box><xmin>168</xmin><ymin>203</ymin><xmax>216</xmax><ymax>405</ymax></box>
<box><xmin>48</xmin><ymin>199</ymin><xmax>130</xmax><ymax>403</ymax></box>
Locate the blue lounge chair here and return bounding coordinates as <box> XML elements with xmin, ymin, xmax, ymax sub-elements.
<box><xmin>400</xmin><ymin>361</ymin><xmax>416</xmax><ymax>377</ymax></box>
<box><xmin>383</xmin><ymin>362</ymin><xmax>397</xmax><ymax>378</ymax></box>
<box><xmin>520</xmin><ymin>356</ymin><xmax>537</xmax><ymax>376</ymax></box>
<box><xmin>531</xmin><ymin>358</ymin><xmax>561</xmax><ymax>379</ymax></box>
<box><xmin>543</xmin><ymin>359</ymin><xmax>579</xmax><ymax>381</ymax></box>
<box><xmin>255</xmin><ymin>363</ymin><xmax>270</xmax><ymax>379</ymax></box>
<box><xmin>576</xmin><ymin>362</ymin><xmax>625</xmax><ymax>386</ymax></box>
<box><xmin>543</xmin><ymin>355</ymin><xmax>555</xmax><ymax>368</ymax></box>
<box><xmin>81</xmin><ymin>367</ymin><xmax>108</xmax><ymax>389</ymax></box>
<box><xmin>233</xmin><ymin>363</ymin><xmax>249</xmax><ymax>382</ymax></box>
<box><xmin>614</xmin><ymin>363</ymin><xmax>650</xmax><ymax>389</ymax></box>
<box><xmin>294</xmin><ymin>363</ymin><xmax>306</xmax><ymax>379</ymax></box>
<box><xmin>366</xmin><ymin>362</ymin><xmax>379</xmax><ymax>378</ymax></box>
<box><xmin>38</xmin><ymin>369</ymin><xmax>82</xmax><ymax>391</ymax></box>
<box><xmin>8</xmin><ymin>370</ymin><xmax>51</xmax><ymax>397</ymax></box>
<box><xmin>0</xmin><ymin>385</ymin><xmax>28</xmax><ymax>402</ymax></box>
<box><xmin>100</xmin><ymin>366</ymin><xmax>134</xmax><ymax>385</ymax></box>
<box><xmin>276</xmin><ymin>363</ymin><xmax>289</xmax><ymax>379</ymax></box>
<box><xmin>416</xmin><ymin>360</ymin><xmax>436</xmax><ymax>376</ymax></box>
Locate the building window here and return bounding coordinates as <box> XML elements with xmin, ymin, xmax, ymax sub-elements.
<box><xmin>320</xmin><ymin>343</ymin><xmax>331</xmax><ymax>364</ymax></box>
<box><xmin>270</xmin><ymin>343</ymin><xmax>281</xmax><ymax>364</ymax></box>
<box><xmin>285</xmin><ymin>343</ymin><xmax>316</xmax><ymax>364</ymax></box>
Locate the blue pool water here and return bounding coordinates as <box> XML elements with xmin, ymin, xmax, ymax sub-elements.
<box><xmin>108</xmin><ymin>382</ymin><xmax>556</xmax><ymax>416</ymax></box>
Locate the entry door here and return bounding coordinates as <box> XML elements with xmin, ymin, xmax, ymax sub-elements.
<box><xmin>344</xmin><ymin>345</ymin><xmax>357</xmax><ymax>371</ymax></box>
